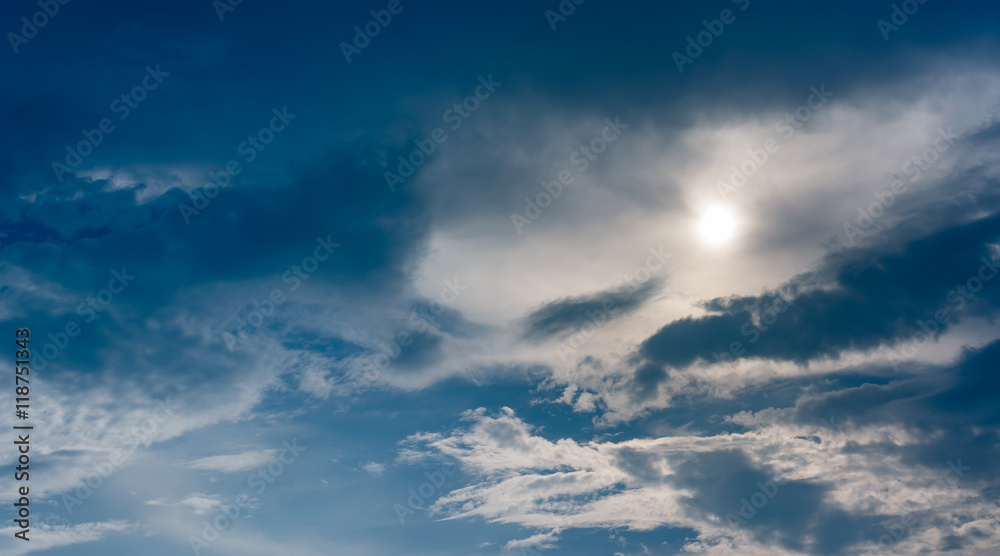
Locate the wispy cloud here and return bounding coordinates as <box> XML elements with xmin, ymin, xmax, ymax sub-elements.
<box><xmin>183</xmin><ymin>450</ymin><xmax>279</xmax><ymax>473</ymax></box>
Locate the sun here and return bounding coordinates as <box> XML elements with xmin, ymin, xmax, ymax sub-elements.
<box><xmin>698</xmin><ymin>205</ymin><xmax>737</xmax><ymax>245</ymax></box>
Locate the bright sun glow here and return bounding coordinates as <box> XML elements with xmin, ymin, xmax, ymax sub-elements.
<box><xmin>698</xmin><ymin>205</ymin><xmax>737</xmax><ymax>245</ymax></box>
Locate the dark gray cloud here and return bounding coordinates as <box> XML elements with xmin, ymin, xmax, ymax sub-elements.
<box><xmin>668</xmin><ymin>449</ymin><xmax>882</xmax><ymax>555</ymax></box>
<box><xmin>2</xmin><ymin>0</ymin><xmax>999</xmax><ymax>554</ymax></box>
<box><xmin>791</xmin><ymin>338</ymin><xmax>1000</xmax><ymax>466</ymax></box>
<box><xmin>630</xmin><ymin>362</ymin><xmax>668</xmax><ymax>403</ymax></box>
<box><xmin>637</xmin><ymin>210</ymin><xmax>1000</xmax><ymax>372</ymax></box>
<box><xmin>410</xmin><ymin>302</ymin><xmax>488</xmax><ymax>339</ymax></box>
<box><xmin>523</xmin><ymin>278</ymin><xmax>661</xmax><ymax>341</ymax></box>
<box><xmin>392</xmin><ymin>330</ymin><xmax>444</xmax><ymax>370</ymax></box>
<box><xmin>1</xmin><ymin>145</ymin><xmax>432</xmax><ymax>307</ymax></box>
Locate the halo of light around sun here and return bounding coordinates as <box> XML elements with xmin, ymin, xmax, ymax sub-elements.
<box><xmin>698</xmin><ymin>205</ymin><xmax>737</xmax><ymax>245</ymax></box>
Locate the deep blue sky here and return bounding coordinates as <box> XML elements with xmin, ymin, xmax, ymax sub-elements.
<box><xmin>2</xmin><ymin>1</ymin><xmax>1000</xmax><ymax>555</ymax></box>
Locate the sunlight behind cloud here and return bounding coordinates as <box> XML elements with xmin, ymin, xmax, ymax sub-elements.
<box><xmin>698</xmin><ymin>205</ymin><xmax>738</xmax><ymax>246</ymax></box>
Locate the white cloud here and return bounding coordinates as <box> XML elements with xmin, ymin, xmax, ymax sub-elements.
<box><xmin>146</xmin><ymin>494</ymin><xmax>223</xmax><ymax>515</ymax></box>
<box><xmin>403</xmin><ymin>407</ymin><xmax>1000</xmax><ymax>555</ymax></box>
<box><xmin>504</xmin><ymin>529</ymin><xmax>561</xmax><ymax>551</ymax></box>
<box><xmin>0</xmin><ymin>521</ymin><xmax>134</xmax><ymax>556</ymax></box>
<box><xmin>360</xmin><ymin>462</ymin><xmax>386</xmax><ymax>476</ymax></box>
<box><xmin>183</xmin><ymin>450</ymin><xmax>279</xmax><ymax>474</ymax></box>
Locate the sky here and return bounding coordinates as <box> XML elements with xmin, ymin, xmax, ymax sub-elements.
<box><xmin>2</xmin><ymin>0</ymin><xmax>1000</xmax><ymax>554</ymax></box>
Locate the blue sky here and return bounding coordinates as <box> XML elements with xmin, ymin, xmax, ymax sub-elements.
<box><xmin>2</xmin><ymin>0</ymin><xmax>1000</xmax><ymax>554</ymax></box>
